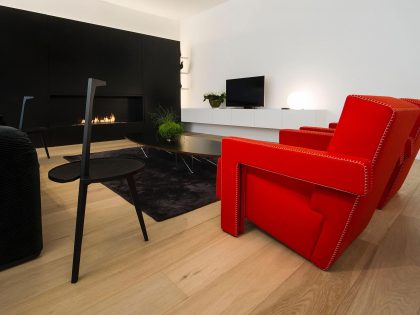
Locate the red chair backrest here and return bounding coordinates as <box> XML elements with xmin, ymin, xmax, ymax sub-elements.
<box><xmin>310</xmin><ymin>96</ymin><xmax>419</xmax><ymax>268</ymax></box>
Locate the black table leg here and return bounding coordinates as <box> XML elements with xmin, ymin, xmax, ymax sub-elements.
<box><xmin>40</xmin><ymin>131</ymin><xmax>50</xmax><ymax>159</ymax></box>
<box><xmin>127</xmin><ymin>175</ymin><xmax>149</xmax><ymax>242</ymax></box>
<box><xmin>71</xmin><ymin>181</ymin><xmax>89</xmax><ymax>283</ymax></box>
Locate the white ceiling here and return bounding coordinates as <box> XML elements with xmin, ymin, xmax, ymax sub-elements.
<box><xmin>101</xmin><ymin>0</ymin><xmax>229</xmax><ymax>20</ymax></box>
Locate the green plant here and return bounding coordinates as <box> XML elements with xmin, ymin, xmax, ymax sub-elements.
<box><xmin>158</xmin><ymin>121</ymin><xmax>183</xmax><ymax>140</ymax></box>
<box><xmin>149</xmin><ymin>106</ymin><xmax>183</xmax><ymax>140</ymax></box>
<box><xmin>203</xmin><ymin>92</ymin><xmax>226</xmax><ymax>103</ymax></box>
<box><xmin>203</xmin><ymin>92</ymin><xmax>226</xmax><ymax>108</ymax></box>
<box><xmin>149</xmin><ymin>105</ymin><xmax>179</xmax><ymax>127</ymax></box>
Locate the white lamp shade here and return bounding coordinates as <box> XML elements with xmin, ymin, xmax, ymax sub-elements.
<box><xmin>287</xmin><ymin>91</ymin><xmax>313</xmax><ymax>110</ymax></box>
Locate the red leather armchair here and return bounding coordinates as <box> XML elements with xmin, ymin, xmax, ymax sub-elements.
<box><xmin>217</xmin><ymin>95</ymin><xmax>419</xmax><ymax>270</ymax></box>
<box><xmin>284</xmin><ymin>98</ymin><xmax>420</xmax><ymax>209</ymax></box>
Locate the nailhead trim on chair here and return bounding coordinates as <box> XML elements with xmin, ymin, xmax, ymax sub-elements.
<box><xmin>234</xmin><ymin>163</ymin><xmax>240</xmax><ymax>235</ymax></box>
<box><xmin>323</xmin><ymin>196</ymin><xmax>360</xmax><ymax>270</ymax></box>
<box><xmin>284</xmin><ymin>129</ymin><xmax>335</xmax><ymax>136</ymax></box>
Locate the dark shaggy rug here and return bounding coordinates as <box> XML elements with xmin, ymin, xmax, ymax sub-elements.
<box><xmin>64</xmin><ymin>147</ymin><xmax>218</xmax><ymax>221</ymax></box>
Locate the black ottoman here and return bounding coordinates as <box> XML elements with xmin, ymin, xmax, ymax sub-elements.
<box><xmin>0</xmin><ymin>126</ymin><xmax>43</xmax><ymax>270</ymax></box>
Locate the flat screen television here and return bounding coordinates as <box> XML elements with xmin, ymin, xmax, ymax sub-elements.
<box><xmin>226</xmin><ymin>76</ymin><xmax>265</xmax><ymax>109</ymax></box>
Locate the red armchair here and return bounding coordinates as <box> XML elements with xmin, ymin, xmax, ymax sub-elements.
<box><xmin>217</xmin><ymin>95</ymin><xmax>419</xmax><ymax>270</ymax></box>
<box><xmin>284</xmin><ymin>98</ymin><xmax>420</xmax><ymax>209</ymax></box>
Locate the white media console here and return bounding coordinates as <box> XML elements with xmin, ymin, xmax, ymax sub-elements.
<box><xmin>181</xmin><ymin>108</ymin><xmax>327</xmax><ymax>142</ymax></box>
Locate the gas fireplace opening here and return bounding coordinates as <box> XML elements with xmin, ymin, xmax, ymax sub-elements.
<box><xmin>48</xmin><ymin>95</ymin><xmax>143</xmax><ymax>128</ymax></box>
<box><xmin>80</xmin><ymin>113</ymin><xmax>116</xmax><ymax>125</ymax></box>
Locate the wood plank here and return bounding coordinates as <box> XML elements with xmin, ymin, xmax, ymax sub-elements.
<box><xmin>167</xmin><ymin>240</ymin><xmax>303</xmax><ymax>315</ymax></box>
<box><xmin>164</xmin><ymin>223</ymin><xmax>271</xmax><ymax>296</ymax></box>
<box><xmin>248</xmin><ymin>238</ymin><xmax>376</xmax><ymax>315</ymax></box>
<box><xmin>83</xmin><ymin>273</ymin><xmax>187</xmax><ymax>314</ymax></box>
<box><xmin>335</xmin><ymin>215</ymin><xmax>420</xmax><ymax>314</ymax></box>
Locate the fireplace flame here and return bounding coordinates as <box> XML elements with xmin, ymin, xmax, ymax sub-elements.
<box><xmin>81</xmin><ymin>113</ymin><xmax>116</xmax><ymax>125</ymax></box>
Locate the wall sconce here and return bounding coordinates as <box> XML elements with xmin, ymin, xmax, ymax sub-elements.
<box><xmin>180</xmin><ymin>57</ymin><xmax>190</xmax><ymax>74</ymax></box>
<box><xmin>181</xmin><ymin>73</ymin><xmax>190</xmax><ymax>89</ymax></box>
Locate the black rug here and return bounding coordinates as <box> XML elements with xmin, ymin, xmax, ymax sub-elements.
<box><xmin>64</xmin><ymin>147</ymin><xmax>218</xmax><ymax>221</ymax></box>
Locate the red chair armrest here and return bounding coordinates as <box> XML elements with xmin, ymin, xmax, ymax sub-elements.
<box><xmin>279</xmin><ymin>129</ymin><xmax>333</xmax><ymax>151</ymax></box>
<box><xmin>220</xmin><ymin>137</ymin><xmax>372</xmax><ymax>236</ymax></box>
<box><xmin>300</xmin><ymin>126</ymin><xmax>335</xmax><ymax>133</ymax></box>
<box><xmin>222</xmin><ymin>137</ymin><xmax>371</xmax><ymax>196</ymax></box>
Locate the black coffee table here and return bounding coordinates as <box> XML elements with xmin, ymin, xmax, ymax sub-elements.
<box><xmin>126</xmin><ymin>133</ymin><xmax>221</xmax><ymax>173</ymax></box>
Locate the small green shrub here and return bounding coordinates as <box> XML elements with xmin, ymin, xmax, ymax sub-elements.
<box><xmin>158</xmin><ymin>121</ymin><xmax>183</xmax><ymax>140</ymax></box>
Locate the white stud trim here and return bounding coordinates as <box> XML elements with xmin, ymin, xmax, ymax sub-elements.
<box><xmin>234</xmin><ymin>163</ymin><xmax>240</xmax><ymax>235</ymax></box>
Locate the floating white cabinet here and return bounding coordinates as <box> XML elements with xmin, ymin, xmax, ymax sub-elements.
<box><xmin>181</xmin><ymin>108</ymin><xmax>327</xmax><ymax>129</ymax></box>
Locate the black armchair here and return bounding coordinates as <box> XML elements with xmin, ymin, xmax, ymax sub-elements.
<box><xmin>0</xmin><ymin>126</ymin><xmax>43</xmax><ymax>270</ymax></box>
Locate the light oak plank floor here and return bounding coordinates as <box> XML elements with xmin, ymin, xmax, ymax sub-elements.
<box><xmin>1</xmin><ymin>138</ymin><xmax>419</xmax><ymax>315</ymax></box>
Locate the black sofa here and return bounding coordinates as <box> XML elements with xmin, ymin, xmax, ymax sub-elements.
<box><xmin>0</xmin><ymin>126</ymin><xmax>43</xmax><ymax>270</ymax></box>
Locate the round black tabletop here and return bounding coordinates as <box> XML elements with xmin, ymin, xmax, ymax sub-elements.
<box><xmin>48</xmin><ymin>158</ymin><xmax>145</xmax><ymax>184</ymax></box>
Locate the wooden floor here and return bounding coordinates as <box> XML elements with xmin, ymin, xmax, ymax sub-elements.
<box><xmin>1</xmin><ymin>139</ymin><xmax>420</xmax><ymax>315</ymax></box>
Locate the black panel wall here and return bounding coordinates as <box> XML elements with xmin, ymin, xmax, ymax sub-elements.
<box><xmin>0</xmin><ymin>7</ymin><xmax>49</xmax><ymax>129</ymax></box>
<box><xmin>0</xmin><ymin>6</ymin><xmax>180</xmax><ymax>146</ymax></box>
<box><xmin>48</xmin><ymin>17</ymin><xmax>143</xmax><ymax>96</ymax></box>
<box><xmin>142</xmin><ymin>36</ymin><xmax>181</xmax><ymax>130</ymax></box>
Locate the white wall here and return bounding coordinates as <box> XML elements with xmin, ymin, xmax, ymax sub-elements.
<box><xmin>0</xmin><ymin>0</ymin><xmax>179</xmax><ymax>40</ymax></box>
<box><xmin>181</xmin><ymin>0</ymin><xmax>420</xmax><ymax>122</ymax></box>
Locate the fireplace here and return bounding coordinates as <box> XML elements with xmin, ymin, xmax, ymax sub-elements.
<box><xmin>81</xmin><ymin>113</ymin><xmax>116</xmax><ymax>125</ymax></box>
<box><xmin>46</xmin><ymin>95</ymin><xmax>144</xmax><ymax>146</ymax></box>
<box><xmin>49</xmin><ymin>95</ymin><xmax>143</xmax><ymax>127</ymax></box>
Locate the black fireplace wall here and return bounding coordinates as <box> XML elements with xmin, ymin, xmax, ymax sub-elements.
<box><xmin>0</xmin><ymin>6</ymin><xmax>180</xmax><ymax>146</ymax></box>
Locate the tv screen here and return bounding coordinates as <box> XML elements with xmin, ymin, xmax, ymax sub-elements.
<box><xmin>226</xmin><ymin>76</ymin><xmax>265</xmax><ymax>108</ymax></box>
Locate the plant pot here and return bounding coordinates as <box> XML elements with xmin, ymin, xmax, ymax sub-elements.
<box><xmin>209</xmin><ymin>100</ymin><xmax>223</xmax><ymax>108</ymax></box>
<box><xmin>164</xmin><ymin>136</ymin><xmax>179</xmax><ymax>143</ymax></box>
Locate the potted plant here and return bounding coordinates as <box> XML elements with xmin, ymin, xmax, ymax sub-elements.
<box><xmin>203</xmin><ymin>92</ymin><xmax>226</xmax><ymax>108</ymax></box>
<box><xmin>150</xmin><ymin>106</ymin><xmax>183</xmax><ymax>142</ymax></box>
